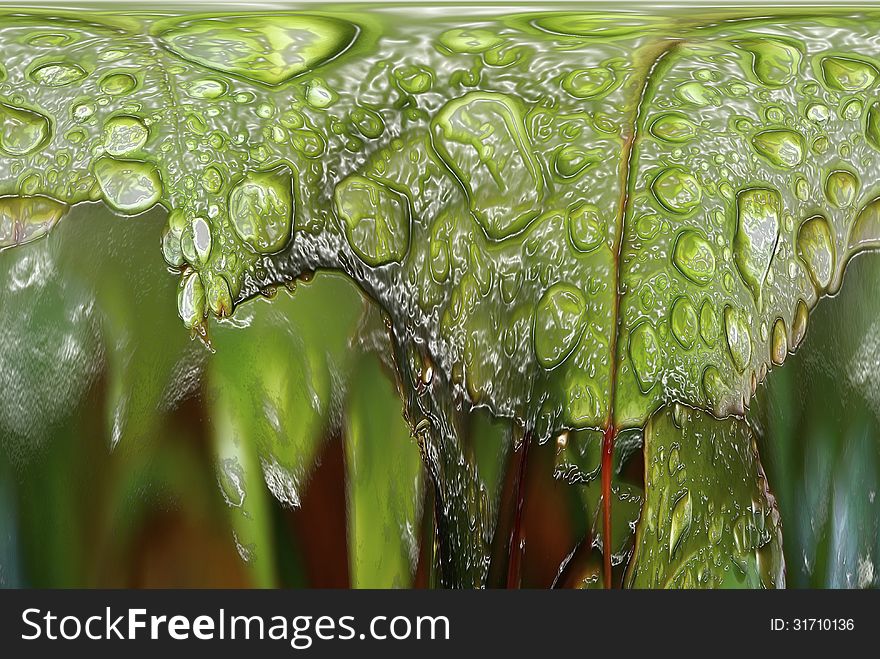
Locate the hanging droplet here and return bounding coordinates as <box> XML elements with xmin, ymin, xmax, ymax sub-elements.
<box><xmin>0</xmin><ymin>195</ymin><xmax>68</xmax><ymax>249</ymax></box>
<box><xmin>734</xmin><ymin>188</ymin><xmax>780</xmax><ymax>308</ymax></box>
<box><xmin>791</xmin><ymin>299</ymin><xmax>809</xmax><ymax>350</ymax></box>
<box><xmin>178</xmin><ymin>270</ymin><xmax>206</xmax><ymax>329</ymax></box>
<box><xmin>724</xmin><ymin>306</ymin><xmax>751</xmax><ymax>373</ymax></box>
<box><xmin>93</xmin><ymin>156</ymin><xmax>163</xmax><ymax>214</ymax></box>
<box><xmin>849</xmin><ymin>196</ymin><xmax>880</xmax><ymax>254</ymax></box>
<box><xmin>771</xmin><ymin>318</ymin><xmax>787</xmax><ymax>366</ymax></box>
<box><xmin>796</xmin><ymin>215</ymin><xmax>835</xmax><ymax>292</ymax></box>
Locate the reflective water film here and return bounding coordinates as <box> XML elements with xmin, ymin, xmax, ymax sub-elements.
<box><xmin>0</xmin><ymin>5</ymin><xmax>879</xmax><ymax>589</ymax></box>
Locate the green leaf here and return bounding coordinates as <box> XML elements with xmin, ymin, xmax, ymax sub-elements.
<box><xmin>627</xmin><ymin>405</ymin><xmax>784</xmax><ymax>588</ymax></box>
<box><xmin>345</xmin><ymin>354</ymin><xmax>423</xmax><ymax>588</ymax></box>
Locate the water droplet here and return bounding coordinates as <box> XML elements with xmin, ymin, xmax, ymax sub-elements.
<box><xmin>553</xmin><ymin>146</ymin><xmax>594</xmax><ymax>179</ymax></box>
<box><xmin>204</xmin><ymin>271</ymin><xmax>232</xmax><ymax>317</ymax></box>
<box><xmin>93</xmin><ymin>156</ymin><xmax>162</xmax><ymax>214</ymax></box>
<box><xmin>159</xmin><ymin>15</ymin><xmax>359</xmax><ymax>86</ymax></box>
<box><xmin>394</xmin><ymin>64</ymin><xmax>433</xmax><ymax>94</ymax></box>
<box><xmin>432</xmin><ymin>92</ymin><xmax>542</xmax><ymax>240</ymax></box>
<box><xmin>0</xmin><ymin>102</ymin><xmax>51</xmax><ymax>156</ymax></box>
<box><xmin>724</xmin><ymin>306</ymin><xmax>751</xmax><ymax>373</ymax></box>
<box><xmin>178</xmin><ymin>270</ymin><xmax>205</xmax><ymax>329</ymax></box>
<box><xmin>99</xmin><ymin>72</ymin><xmax>137</xmax><ymax>95</ymax></box>
<box><xmin>734</xmin><ymin>188</ymin><xmax>780</xmax><ymax>307</ymax></box>
<box><xmin>652</xmin><ymin>167</ymin><xmax>702</xmax><ymax>214</ymax></box>
<box><xmin>561</xmin><ymin>66</ymin><xmax>618</xmax><ymax>100</ymax></box>
<box><xmin>629</xmin><ymin>322</ymin><xmax>661</xmax><ymax>392</ymax></box>
<box><xmin>350</xmin><ymin>107</ymin><xmax>385</xmax><ymax>140</ymax></box>
<box><xmin>649</xmin><ymin>112</ymin><xmax>697</xmax><ymax>143</ymax></box>
<box><xmin>797</xmin><ymin>215</ymin><xmax>835</xmax><ymax>292</ymax></box>
<box><xmin>186</xmin><ymin>77</ymin><xmax>227</xmax><ymax>99</ymax></box>
<box><xmin>29</xmin><ymin>62</ymin><xmax>87</xmax><ymax>86</ymax></box>
<box><xmin>669</xmin><ymin>490</ymin><xmax>692</xmax><ymax>559</ymax></box>
<box><xmin>849</xmin><ymin>196</ymin><xmax>880</xmax><ymax>254</ymax></box>
<box><xmin>699</xmin><ymin>300</ymin><xmax>718</xmax><ymax>347</ymax></box>
<box><xmin>791</xmin><ymin>299</ymin><xmax>808</xmax><ymax>349</ymax></box>
<box><xmin>771</xmin><ymin>318</ymin><xmax>787</xmax><ymax>365</ymax></box>
<box><xmin>736</xmin><ymin>38</ymin><xmax>801</xmax><ymax>86</ymax></box>
<box><xmin>534</xmin><ymin>283</ymin><xmax>587</xmax><ymax>369</ymax></box>
<box><xmin>568</xmin><ymin>203</ymin><xmax>604</xmax><ymax>252</ymax></box>
<box><xmin>670</xmin><ymin>296</ymin><xmax>698</xmax><ymax>349</ymax></box>
<box><xmin>751</xmin><ymin>129</ymin><xmax>804</xmax><ymax>168</ymax></box>
<box><xmin>672</xmin><ymin>230</ymin><xmax>715</xmax><ymax>285</ymax></box>
<box><xmin>824</xmin><ymin>169</ymin><xmax>858</xmax><ymax>208</ymax></box>
<box><xmin>820</xmin><ymin>56</ymin><xmax>879</xmax><ymax>92</ymax></box>
<box><xmin>702</xmin><ymin>365</ymin><xmax>725</xmax><ymax>407</ymax></box>
<box><xmin>0</xmin><ymin>195</ymin><xmax>67</xmax><ymax>248</ymax></box>
<box><xmin>305</xmin><ymin>80</ymin><xmax>336</xmax><ymax>108</ymax></box>
<box><xmin>806</xmin><ymin>103</ymin><xmax>829</xmax><ymax>123</ymax></box>
<box><xmin>438</xmin><ymin>28</ymin><xmax>502</xmax><ymax>54</ymax></box>
<box><xmin>675</xmin><ymin>81</ymin><xmax>719</xmax><ymax>107</ymax></box>
<box><xmin>866</xmin><ymin>102</ymin><xmax>880</xmax><ymax>151</ymax></box>
<box><xmin>334</xmin><ymin>174</ymin><xmax>410</xmax><ymax>266</ymax></box>
<box><xmin>229</xmin><ymin>168</ymin><xmax>294</xmax><ymax>255</ymax></box>
<box><xmin>102</xmin><ymin>115</ymin><xmax>148</xmax><ymax>157</ymax></box>
<box><xmin>841</xmin><ymin>98</ymin><xmax>863</xmax><ymax>121</ymax></box>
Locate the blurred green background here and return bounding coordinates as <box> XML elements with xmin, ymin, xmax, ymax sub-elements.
<box><xmin>0</xmin><ymin>203</ymin><xmax>877</xmax><ymax>588</ymax></box>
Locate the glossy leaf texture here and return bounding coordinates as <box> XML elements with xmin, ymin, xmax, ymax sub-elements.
<box><xmin>2</xmin><ymin>7</ymin><xmax>880</xmax><ymax>587</ymax></box>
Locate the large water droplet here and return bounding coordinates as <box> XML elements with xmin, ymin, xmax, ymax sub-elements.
<box><xmin>229</xmin><ymin>168</ymin><xmax>294</xmax><ymax>255</ymax></box>
<box><xmin>568</xmin><ymin>203</ymin><xmax>605</xmax><ymax>253</ymax></box>
<box><xmin>649</xmin><ymin>112</ymin><xmax>697</xmax><ymax>143</ymax></box>
<box><xmin>29</xmin><ymin>62</ymin><xmax>88</xmax><ymax>86</ymax></box>
<box><xmin>736</xmin><ymin>38</ymin><xmax>801</xmax><ymax>86</ymax></box>
<box><xmin>178</xmin><ymin>270</ymin><xmax>205</xmax><ymax>329</ymax></box>
<box><xmin>652</xmin><ymin>168</ymin><xmax>702</xmax><ymax>214</ymax></box>
<box><xmin>771</xmin><ymin>317</ymin><xmax>787</xmax><ymax>366</ymax></box>
<box><xmin>438</xmin><ymin>28</ymin><xmax>502</xmax><ymax>54</ymax></box>
<box><xmin>751</xmin><ymin>129</ymin><xmax>804</xmax><ymax>168</ymax></box>
<box><xmin>820</xmin><ymin>56</ymin><xmax>879</xmax><ymax>92</ymax></box>
<box><xmin>99</xmin><ymin>72</ymin><xmax>137</xmax><ymax>95</ymax></box>
<box><xmin>672</xmin><ymin>230</ymin><xmax>715</xmax><ymax>285</ymax></box>
<box><xmin>0</xmin><ymin>195</ymin><xmax>67</xmax><ymax>249</ymax></box>
<box><xmin>791</xmin><ymin>299</ymin><xmax>808</xmax><ymax>349</ymax></box>
<box><xmin>865</xmin><ymin>102</ymin><xmax>880</xmax><ymax>151</ymax></box>
<box><xmin>702</xmin><ymin>365</ymin><xmax>725</xmax><ymax>407</ymax></box>
<box><xmin>824</xmin><ymin>169</ymin><xmax>858</xmax><ymax>208</ymax></box>
<box><xmin>797</xmin><ymin>215</ymin><xmax>835</xmax><ymax>292</ymax></box>
<box><xmin>734</xmin><ymin>188</ymin><xmax>780</xmax><ymax>307</ymax></box>
<box><xmin>93</xmin><ymin>156</ymin><xmax>162</xmax><ymax>214</ymax></box>
<box><xmin>561</xmin><ymin>66</ymin><xmax>618</xmax><ymax>100</ymax></box>
<box><xmin>0</xmin><ymin>102</ymin><xmax>51</xmax><ymax>156</ymax></box>
<box><xmin>159</xmin><ymin>15</ymin><xmax>359</xmax><ymax>86</ymax></box>
<box><xmin>699</xmin><ymin>300</ymin><xmax>718</xmax><ymax>347</ymax></box>
<box><xmin>102</xmin><ymin>115</ymin><xmax>148</xmax><ymax>157</ymax></box>
<box><xmin>670</xmin><ymin>296</ymin><xmax>698</xmax><ymax>349</ymax></box>
<box><xmin>334</xmin><ymin>174</ymin><xmax>410</xmax><ymax>266</ymax></box>
<box><xmin>849</xmin><ymin>196</ymin><xmax>880</xmax><ymax>254</ymax></box>
<box><xmin>629</xmin><ymin>321</ymin><xmax>661</xmax><ymax>393</ymax></box>
<box><xmin>534</xmin><ymin>283</ymin><xmax>587</xmax><ymax>369</ymax></box>
<box><xmin>724</xmin><ymin>306</ymin><xmax>751</xmax><ymax>373</ymax></box>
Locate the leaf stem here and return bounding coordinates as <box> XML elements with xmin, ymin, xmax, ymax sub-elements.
<box><xmin>601</xmin><ymin>425</ymin><xmax>616</xmax><ymax>589</ymax></box>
